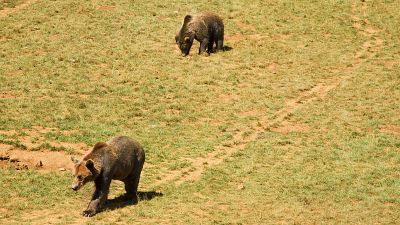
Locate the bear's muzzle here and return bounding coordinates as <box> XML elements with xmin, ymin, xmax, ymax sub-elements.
<box><xmin>71</xmin><ymin>184</ymin><xmax>80</xmax><ymax>191</ymax></box>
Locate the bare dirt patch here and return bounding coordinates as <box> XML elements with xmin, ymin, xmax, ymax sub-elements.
<box><xmin>0</xmin><ymin>91</ymin><xmax>22</xmax><ymax>99</ymax></box>
<box><xmin>225</xmin><ymin>33</ymin><xmax>246</xmax><ymax>42</ymax></box>
<box><xmin>6</xmin><ymin>69</ymin><xmax>24</xmax><ymax>76</ymax></box>
<box><xmin>0</xmin><ymin>126</ymin><xmax>86</xmax><ymax>152</ymax></box>
<box><xmin>383</xmin><ymin>60</ymin><xmax>400</xmax><ymax>70</ymax></box>
<box><xmin>380</xmin><ymin>125</ymin><xmax>400</xmax><ymax>138</ymax></box>
<box><xmin>238</xmin><ymin>108</ymin><xmax>265</xmax><ymax>118</ymax></box>
<box><xmin>225</xmin><ymin>33</ymin><xmax>288</xmax><ymax>43</ymax></box>
<box><xmin>0</xmin><ymin>126</ymin><xmax>79</xmax><ymax>135</ymax></box>
<box><xmin>216</xmin><ymin>93</ymin><xmax>239</xmax><ymax>104</ymax></box>
<box><xmin>0</xmin><ymin>148</ymin><xmax>79</xmax><ymax>171</ymax></box>
<box><xmin>266</xmin><ymin>62</ymin><xmax>278</xmax><ymax>72</ymax></box>
<box><xmin>234</xmin><ymin>20</ymin><xmax>256</xmax><ymax>31</ymax></box>
<box><xmin>271</xmin><ymin>121</ymin><xmax>311</xmax><ymax>134</ymax></box>
<box><xmin>18</xmin><ymin>209</ymin><xmax>67</xmax><ymax>225</ymax></box>
<box><xmin>0</xmin><ymin>0</ymin><xmax>39</xmax><ymax>18</ymax></box>
<box><xmin>0</xmin><ymin>126</ymin><xmax>87</xmax><ymax>171</ymax></box>
<box><xmin>97</xmin><ymin>5</ymin><xmax>116</xmax><ymax>11</ymax></box>
<box><xmin>0</xmin><ymin>143</ymin><xmax>12</xmax><ymax>151</ymax></box>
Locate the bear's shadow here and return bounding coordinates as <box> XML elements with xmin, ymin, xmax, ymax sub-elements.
<box><xmin>102</xmin><ymin>191</ymin><xmax>163</xmax><ymax>212</ymax></box>
<box><xmin>210</xmin><ymin>45</ymin><xmax>233</xmax><ymax>53</ymax></box>
<box><xmin>223</xmin><ymin>46</ymin><xmax>233</xmax><ymax>52</ymax></box>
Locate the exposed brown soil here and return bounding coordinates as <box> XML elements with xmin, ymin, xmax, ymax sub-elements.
<box><xmin>6</xmin><ymin>69</ymin><xmax>24</xmax><ymax>76</ymax></box>
<box><xmin>0</xmin><ymin>148</ymin><xmax>77</xmax><ymax>171</ymax></box>
<box><xmin>0</xmin><ymin>91</ymin><xmax>22</xmax><ymax>99</ymax></box>
<box><xmin>225</xmin><ymin>33</ymin><xmax>289</xmax><ymax>43</ymax></box>
<box><xmin>224</xmin><ymin>33</ymin><xmax>246</xmax><ymax>42</ymax></box>
<box><xmin>238</xmin><ymin>108</ymin><xmax>265</xmax><ymax>118</ymax></box>
<box><xmin>0</xmin><ymin>0</ymin><xmax>39</xmax><ymax>18</ymax></box>
<box><xmin>18</xmin><ymin>209</ymin><xmax>71</xmax><ymax>225</ymax></box>
<box><xmin>97</xmin><ymin>5</ymin><xmax>116</xmax><ymax>11</ymax></box>
<box><xmin>0</xmin><ymin>126</ymin><xmax>87</xmax><ymax>171</ymax></box>
<box><xmin>383</xmin><ymin>60</ymin><xmax>400</xmax><ymax>70</ymax></box>
<box><xmin>216</xmin><ymin>93</ymin><xmax>239</xmax><ymax>104</ymax></box>
<box><xmin>1</xmin><ymin>125</ymin><xmax>82</xmax><ymax>144</ymax></box>
<box><xmin>0</xmin><ymin>126</ymin><xmax>79</xmax><ymax>135</ymax></box>
<box><xmin>271</xmin><ymin>121</ymin><xmax>311</xmax><ymax>134</ymax></box>
<box><xmin>380</xmin><ymin>125</ymin><xmax>400</xmax><ymax>138</ymax></box>
<box><xmin>234</xmin><ymin>20</ymin><xmax>256</xmax><ymax>31</ymax></box>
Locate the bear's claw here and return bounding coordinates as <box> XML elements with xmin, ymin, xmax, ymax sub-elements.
<box><xmin>82</xmin><ymin>209</ymin><xmax>96</xmax><ymax>217</ymax></box>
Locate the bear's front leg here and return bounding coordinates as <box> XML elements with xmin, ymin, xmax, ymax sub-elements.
<box><xmin>199</xmin><ymin>38</ymin><xmax>209</xmax><ymax>55</ymax></box>
<box><xmin>82</xmin><ymin>199</ymin><xmax>100</xmax><ymax>217</ymax></box>
<box><xmin>82</xmin><ymin>177</ymin><xmax>111</xmax><ymax>217</ymax></box>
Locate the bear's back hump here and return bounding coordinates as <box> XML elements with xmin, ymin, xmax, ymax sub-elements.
<box><xmin>108</xmin><ymin>136</ymin><xmax>143</xmax><ymax>160</ymax></box>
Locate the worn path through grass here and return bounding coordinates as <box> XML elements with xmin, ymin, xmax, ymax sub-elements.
<box><xmin>153</xmin><ymin>0</ymin><xmax>385</xmax><ymax>186</ymax></box>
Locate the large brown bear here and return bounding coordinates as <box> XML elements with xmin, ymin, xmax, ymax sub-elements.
<box><xmin>175</xmin><ymin>12</ymin><xmax>224</xmax><ymax>56</ymax></box>
<box><xmin>71</xmin><ymin>136</ymin><xmax>145</xmax><ymax>217</ymax></box>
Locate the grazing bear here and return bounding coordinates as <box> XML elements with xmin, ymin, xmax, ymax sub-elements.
<box><xmin>71</xmin><ymin>136</ymin><xmax>145</xmax><ymax>217</ymax></box>
<box><xmin>175</xmin><ymin>12</ymin><xmax>224</xmax><ymax>56</ymax></box>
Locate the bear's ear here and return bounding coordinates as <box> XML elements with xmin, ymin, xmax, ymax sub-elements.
<box><xmin>93</xmin><ymin>142</ymin><xmax>108</xmax><ymax>150</ymax></box>
<box><xmin>183</xmin><ymin>15</ymin><xmax>192</xmax><ymax>24</ymax></box>
<box><xmin>85</xmin><ymin>159</ymin><xmax>95</xmax><ymax>171</ymax></box>
<box><xmin>71</xmin><ymin>156</ymin><xmax>79</xmax><ymax>164</ymax></box>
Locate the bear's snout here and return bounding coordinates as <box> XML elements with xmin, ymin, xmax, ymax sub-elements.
<box><xmin>72</xmin><ymin>184</ymin><xmax>80</xmax><ymax>191</ymax></box>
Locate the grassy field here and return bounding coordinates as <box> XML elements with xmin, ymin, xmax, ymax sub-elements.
<box><xmin>0</xmin><ymin>0</ymin><xmax>399</xmax><ymax>224</ymax></box>
<box><xmin>0</xmin><ymin>0</ymin><xmax>25</xmax><ymax>10</ymax></box>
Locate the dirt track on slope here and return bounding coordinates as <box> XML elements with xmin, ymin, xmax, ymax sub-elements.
<box><xmin>153</xmin><ymin>0</ymin><xmax>384</xmax><ymax>186</ymax></box>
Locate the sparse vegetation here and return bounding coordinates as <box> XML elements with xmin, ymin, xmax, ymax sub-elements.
<box><xmin>0</xmin><ymin>0</ymin><xmax>399</xmax><ymax>224</ymax></box>
<box><xmin>0</xmin><ymin>0</ymin><xmax>25</xmax><ymax>10</ymax></box>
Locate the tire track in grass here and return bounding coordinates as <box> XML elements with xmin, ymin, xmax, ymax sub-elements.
<box><xmin>154</xmin><ymin>0</ymin><xmax>384</xmax><ymax>186</ymax></box>
<box><xmin>0</xmin><ymin>0</ymin><xmax>40</xmax><ymax>18</ymax></box>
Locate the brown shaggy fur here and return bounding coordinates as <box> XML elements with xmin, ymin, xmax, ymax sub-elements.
<box><xmin>175</xmin><ymin>12</ymin><xmax>224</xmax><ymax>56</ymax></box>
<box><xmin>71</xmin><ymin>136</ymin><xmax>145</xmax><ymax>217</ymax></box>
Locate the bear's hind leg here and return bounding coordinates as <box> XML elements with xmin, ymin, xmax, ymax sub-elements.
<box><xmin>124</xmin><ymin>163</ymin><xmax>144</xmax><ymax>204</ymax></box>
<box><xmin>215</xmin><ymin>26</ymin><xmax>224</xmax><ymax>52</ymax></box>
<box><xmin>216</xmin><ymin>39</ymin><xmax>224</xmax><ymax>52</ymax></box>
<box><xmin>124</xmin><ymin>179</ymin><xmax>139</xmax><ymax>204</ymax></box>
<box><xmin>207</xmin><ymin>36</ymin><xmax>215</xmax><ymax>53</ymax></box>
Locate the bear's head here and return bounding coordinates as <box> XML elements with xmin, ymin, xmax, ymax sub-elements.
<box><xmin>71</xmin><ymin>157</ymin><xmax>98</xmax><ymax>191</ymax></box>
<box><xmin>176</xmin><ymin>15</ymin><xmax>194</xmax><ymax>56</ymax></box>
<box><xmin>176</xmin><ymin>35</ymin><xmax>193</xmax><ymax>56</ymax></box>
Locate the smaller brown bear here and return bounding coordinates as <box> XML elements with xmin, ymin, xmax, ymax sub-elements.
<box><xmin>71</xmin><ymin>136</ymin><xmax>145</xmax><ymax>217</ymax></box>
<box><xmin>175</xmin><ymin>12</ymin><xmax>224</xmax><ymax>56</ymax></box>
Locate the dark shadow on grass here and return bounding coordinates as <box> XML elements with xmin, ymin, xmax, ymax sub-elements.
<box><xmin>223</xmin><ymin>45</ymin><xmax>233</xmax><ymax>52</ymax></box>
<box><xmin>209</xmin><ymin>45</ymin><xmax>233</xmax><ymax>54</ymax></box>
<box><xmin>102</xmin><ymin>191</ymin><xmax>163</xmax><ymax>212</ymax></box>
<box><xmin>137</xmin><ymin>191</ymin><xmax>164</xmax><ymax>201</ymax></box>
